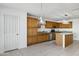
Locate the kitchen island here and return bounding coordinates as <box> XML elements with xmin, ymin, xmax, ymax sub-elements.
<box><xmin>38</xmin><ymin>28</ymin><xmax>73</xmax><ymax>48</ymax></box>
<box><xmin>55</xmin><ymin>32</ymin><xmax>73</xmax><ymax>48</ymax></box>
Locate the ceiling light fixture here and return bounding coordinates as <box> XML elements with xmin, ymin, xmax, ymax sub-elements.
<box><xmin>39</xmin><ymin>2</ymin><xmax>46</xmax><ymax>25</ymax></box>
<box><xmin>61</xmin><ymin>13</ymin><xmax>69</xmax><ymax>24</ymax></box>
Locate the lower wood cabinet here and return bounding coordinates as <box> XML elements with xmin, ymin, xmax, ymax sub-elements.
<box><xmin>27</xmin><ymin>33</ymin><xmax>49</xmax><ymax>45</ymax></box>
<box><xmin>65</xmin><ymin>34</ymin><xmax>73</xmax><ymax>47</ymax></box>
<box><xmin>59</xmin><ymin>22</ymin><xmax>72</xmax><ymax>28</ymax></box>
<box><xmin>37</xmin><ymin>34</ymin><xmax>49</xmax><ymax>42</ymax></box>
<box><xmin>27</xmin><ymin>36</ymin><xmax>38</xmax><ymax>45</ymax></box>
<box><xmin>55</xmin><ymin>33</ymin><xmax>62</xmax><ymax>46</ymax></box>
<box><xmin>55</xmin><ymin>33</ymin><xmax>73</xmax><ymax>48</ymax></box>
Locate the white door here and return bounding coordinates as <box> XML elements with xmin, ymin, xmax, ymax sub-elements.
<box><xmin>4</xmin><ymin>15</ymin><xmax>19</xmax><ymax>51</ymax></box>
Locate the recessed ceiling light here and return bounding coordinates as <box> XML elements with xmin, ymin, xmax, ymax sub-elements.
<box><xmin>65</xmin><ymin>14</ymin><xmax>68</xmax><ymax>16</ymax></box>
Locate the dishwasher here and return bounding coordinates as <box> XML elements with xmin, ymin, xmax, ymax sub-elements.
<box><xmin>49</xmin><ymin>29</ymin><xmax>55</xmax><ymax>40</ymax></box>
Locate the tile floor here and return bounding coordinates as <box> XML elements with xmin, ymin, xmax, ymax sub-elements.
<box><xmin>0</xmin><ymin>40</ymin><xmax>79</xmax><ymax>56</ymax></box>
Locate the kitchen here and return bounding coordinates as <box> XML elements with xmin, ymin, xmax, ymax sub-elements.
<box><xmin>0</xmin><ymin>3</ymin><xmax>79</xmax><ymax>56</ymax></box>
<box><xmin>27</xmin><ymin>15</ymin><xmax>73</xmax><ymax>48</ymax></box>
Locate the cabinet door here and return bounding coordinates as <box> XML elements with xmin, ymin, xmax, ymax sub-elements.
<box><xmin>27</xmin><ymin>17</ymin><xmax>38</xmax><ymax>28</ymax></box>
<box><xmin>55</xmin><ymin>33</ymin><xmax>62</xmax><ymax>46</ymax></box>
<box><xmin>37</xmin><ymin>35</ymin><xmax>44</xmax><ymax>42</ymax></box>
<box><xmin>59</xmin><ymin>22</ymin><xmax>72</xmax><ymax>28</ymax></box>
<box><xmin>27</xmin><ymin>28</ymin><xmax>38</xmax><ymax>36</ymax></box>
<box><xmin>43</xmin><ymin>34</ymin><xmax>49</xmax><ymax>41</ymax></box>
<box><xmin>27</xmin><ymin>36</ymin><xmax>37</xmax><ymax>45</ymax></box>
<box><xmin>37</xmin><ymin>34</ymin><xmax>49</xmax><ymax>42</ymax></box>
<box><xmin>45</xmin><ymin>21</ymin><xmax>60</xmax><ymax>28</ymax></box>
<box><xmin>45</xmin><ymin>21</ymin><xmax>52</xmax><ymax>28</ymax></box>
<box><xmin>37</xmin><ymin>33</ymin><xmax>43</xmax><ymax>42</ymax></box>
<box><xmin>52</xmin><ymin>22</ymin><xmax>60</xmax><ymax>28</ymax></box>
<box><xmin>27</xmin><ymin>36</ymin><xmax>33</xmax><ymax>45</ymax></box>
<box><xmin>65</xmin><ymin>34</ymin><xmax>73</xmax><ymax>47</ymax></box>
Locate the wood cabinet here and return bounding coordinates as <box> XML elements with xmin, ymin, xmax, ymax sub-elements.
<box><xmin>59</xmin><ymin>22</ymin><xmax>72</xmax><ymax>28</ymax></box>
<box><xmin>52</xmin><ymin>22</ymin><xmax>60</xmax><ymax>28</ymax></box>
<box><xmin>27</xmin><ymin>17</ymin><xmax>39</xmax><ymax>28</ymax></box>
<box><xmin>65</xmin><ymin>34</ymin><xmax>73</xmax><ymax>47</ymax></box>
<box><xmin>27</xmin><ymin>16</ymin><xmax>39</xmax><ymax>45</ymax></box>
<box><xmin>55</xmin><ymin>33</ymin><xmax>73</xmax><ymax>48</ymax></box>
<box><xmin>45</xmin><ymin>21</ymin><xmax>53</xmax><ymax>28</ymax></box>
<box><xmin>55</xmin><ymin>33</ymin><xmax>62</xmax><ymax>46</ymax></box>
<box><xmin>27</xmin><ymin>36</ymin><xmax>38</xmax><ymax>45</ymax></box>
<box><xmin>27</xmin><ymin>28</ymin><xmax>38</xmax><ymax>36</ymax></box>
<box><xmin>37</xmin><ymin>32</ymin><xmax>49</xmax><ymax>42</ymax></box>
<box><xmin>45</xmin><ymin>21</ymin><xmax>60</xmax><ymax>28</ymax></box>
<box><xmin>45</xmin><ymin>21</ymin><xmax>72</xmax><ymax>28</ymax></box>
<box><xmin>27</xmin><ymin>16</ymin><xmax>49</xmax><ymax>45</ymax></box>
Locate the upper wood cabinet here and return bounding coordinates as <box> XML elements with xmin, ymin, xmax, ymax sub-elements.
<box><xmin>45</xmin><ymin>21</ymin><xmax>72</xmax><ymax>28</ymax></box>
<box><xmin>27</xmin><ymin>17</ymin><xmax>39</xmax><ymax>28</ymax></box>
<box><xmin>45</xmin><ymin>21</ymin><xmax>53</xmax><ymax>28</ymax></box>
<box><xmin>52</xmin><ymin>22</ymin><xmax>60</xmax><ymax>28</ymax></box>
<box><xmin>59</xmin><ymin>22</ymin><xmax>72</xmax><ymax>28</ymax></box>
<box><xmin>45</xmin><ymin>21</ymin><xmax>60</xmax><ymax>28</ymax></box>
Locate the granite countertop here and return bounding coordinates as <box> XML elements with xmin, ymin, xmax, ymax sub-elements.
<box><xmin>38</xmin><ymin>28</ymin><xmax>51</xmax><ymax>33</ymax></box>
<box><xmin>38</xmin><ymin>28</ymin><xmax>72</xmax><ymax>34</ymax></box>
<box><xmin>55</xmin><ymin>31</ymin><xmax>72</xmax><ymax>33</ymax></box>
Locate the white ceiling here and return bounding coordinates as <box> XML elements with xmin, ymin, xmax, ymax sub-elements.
<box><xmin>0</xmin><ymin>3</ymin><xmax>79</xmax><ymax>20</ymax></box>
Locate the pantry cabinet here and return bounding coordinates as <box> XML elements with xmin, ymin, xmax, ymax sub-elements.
<box><xmin>27</xmin><ymin>16</ymin><xmax>49</xmax><ymax>45</ymax></box>
<box><xmin>27</xmin><ymin>16</ymin><xmax>39</xmax><ymax>45</ymax></box>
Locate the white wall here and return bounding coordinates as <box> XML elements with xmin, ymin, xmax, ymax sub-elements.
<box><xmin>72</xmin><ymin>19</ymin><xmax>79</xmax><ymax>40</ymax></box>
<box><xmin>19</xmin><ymin>13</ymin><xmax>27</xmax><ymax>49</ymax></box>
<box><xmin>0</xmin><ymin>7</ymin><xmax>27</xmax><ymax>53</ymax></box>
<box><xmin>0</xmin><ymin>12</ymin><xmax>4</xmax><ymax>53</ymax></box>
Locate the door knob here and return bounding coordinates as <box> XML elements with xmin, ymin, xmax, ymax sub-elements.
<box><xmin>16</xmin><ymin>34</ymin><xmax>19</xmax><ymax>35</ymax></box>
